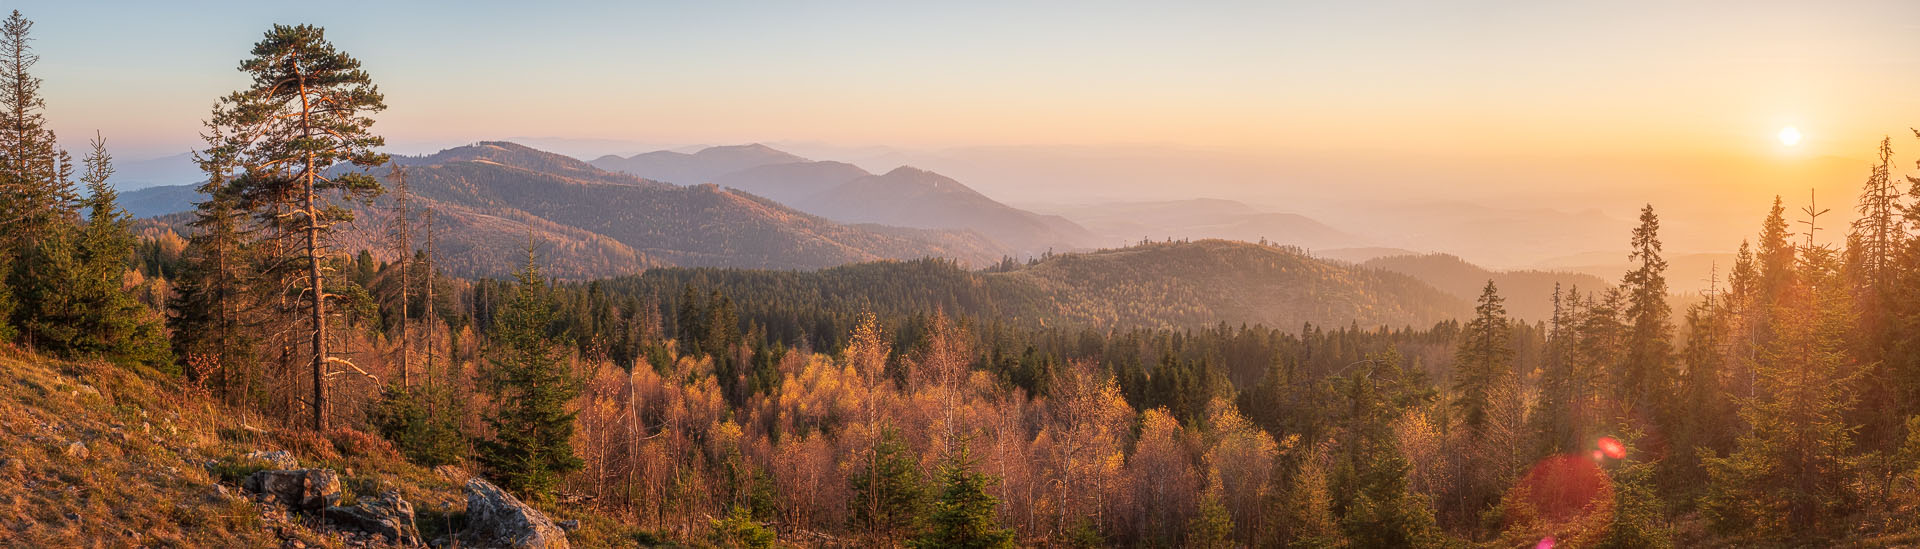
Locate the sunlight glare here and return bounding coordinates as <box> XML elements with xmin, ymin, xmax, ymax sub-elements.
<box><xmin>1778</xmin><ymin>126</ymin><xmax>1802</xmax><ymax>146</ymax></box>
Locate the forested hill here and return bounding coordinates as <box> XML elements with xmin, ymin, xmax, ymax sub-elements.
<box><xmin>1362</xmin><ymin>253</ymin><xmax>1610</xmax><ymax>321</ymax></box>
<box><xmin>594</xmin><ymin>239</ymin><xmax>1469</xmax><ymax>341</ymax></box>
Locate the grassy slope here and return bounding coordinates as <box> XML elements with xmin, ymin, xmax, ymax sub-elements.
<box><xmin>0</xmin><ymin>348</ymin><xmax>651</xmax><ymax>548</ymax></box>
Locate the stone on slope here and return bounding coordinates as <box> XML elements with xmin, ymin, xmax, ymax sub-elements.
<box><xmin>324</xmin><ymin>490</ymin><xmax>422</xmax><ymax>546</ymax></box>
<box><xmin>462</xmin><ymin>479</ymin><xmax>568</xmax><ymax>549</ymax></box>
<box><xmin>243</xmin><ymin>469</ymin><xmax>341</xmax><ymax>512</ymax></box>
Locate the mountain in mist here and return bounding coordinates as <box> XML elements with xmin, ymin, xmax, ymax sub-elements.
<box><xmin>1534</xmin><ymin>251</ymin><xmax>1739</xmax><ymax>295</ymax></box>
<box><xmin>112</xmin><ymin>152</ymin><xmax>201</xmax><ymax>190</ymax></box>
<box><xmin>120</xmin><ymin>183</ymin><xmax>202</xmax><ymax>219</ymax></box>
<box><xmin>588</xmin><ymin>143</ymin><xmax>806</xmax><ymax>185</ymax></box>
<box><xmin>597</xmin><ymin>144</ymin><xmax>1098</xmax><ymax>254</ymax></box>
<box><xmin>1316</xmin><ymin>247</ymin><xmax>1422</xmax><ymax>264</ymax></box>
<box><xmin>1034</xmin><ymin>198</ymin><xmax>1369</xmax><ymax>250</ymax></box>
<box><xmin>715</xmin><ymin>162</ymin><xmax>1097</xmax><ymax>253</ymax></box>
<box><xmin>1362</xmin><ymin>253</ymin><xmax>1609</xmax><ymax>321</ymax></box>
<box><xmin>148</xmin><ymin>142</ymin><xmax>1004</xmax><ymax>278</ymax></box>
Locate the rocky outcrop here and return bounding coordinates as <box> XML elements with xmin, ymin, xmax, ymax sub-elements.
<box><xmin>324</xmin><ymin>490</ymin><xmax>421</xmax><ymax>546</ymax></box>
<box><xmin>243</xmin><ymin>450</ymin><xmax>299</xmax><ymax>470</ymax></box>
<box><xmin>243</xmin><ymin>469</ymin><xmax>341</xmax><ymax>512</ymax></box>
<box><xmin>462</xmin><ymin>479</ymin><xmax>569</xmax><ymax>549</ymax></box>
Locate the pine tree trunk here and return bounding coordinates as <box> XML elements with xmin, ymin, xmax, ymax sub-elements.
<box><xmin>299</xmin><ymin>66</ymin><xmax>328</xmax><ymax>432</ymax></box>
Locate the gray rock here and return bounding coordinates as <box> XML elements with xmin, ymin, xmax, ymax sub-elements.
<box><xmin>244</xmin><ymin>469</ymin><xmax>342</xmax><ymax>512</ymax></box>
<box><xmin>324</xmin><ymin>490</ymin><xmax>422</xmax><ymax>547</ymax></box>
<box><xmin>64</xmin><ymin>441</ymin><xmax>88</xmax><ymax>459</ymax></box>
<box><xmin>462</xmin><ymin>479</ymin><xmax>569</xmax><ymax>549</ymax></box>
<box><xmin>244</xmin><ymin>450</ymin><xmax>300</xmax><ymax>470</ymax></box>
<box><xmin>556</xmin><ymin>520</ymin><xmax>578</xmax><ymax>533</ymax></box>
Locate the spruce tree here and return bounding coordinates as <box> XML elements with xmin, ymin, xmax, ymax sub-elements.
<box><xmin>1330</xmin><ymin>350</ymin><xmax>1442</xmax><ymax>548</ymax></box>
<box><xmin>1666</xmin><ymin>294</ymin><xmax>1734</xmax><ymax>495</ymax></box>
<box><xmin>476</xmin><ymin>245</ymin><xmax>582</xmax><ymax>499</ymax></box>
<box><xmin>1897</xmin><ymin>129</ymin><xmax>1920</xmax><ymax>427</ymax></box>
<box><xmin>369</xmin><ymin>382</ymin><xmax>467</xmax><ymax>467</ymax></box>
<box><xmin>0</xmin><ymin>10</ymin><xmax>74</xmax><ymax>249</ymax></box>
<box><xmin>208</xmin><ymin>24</ymin><xmax>387</xmax><ymax>431</ymax></box>
<box><xmin>1592</xmin><ymin>434</ymin><xmax>1673</xmax><ymax>549</ymax></box>
<box><xmin>1619</xmin><ymin>204</ymin><xmax>1673</xmax><ymax>429</ymax></box>
<box><xmin>70</xmin><ymin>135</ymin><xmax>169</xmax><ymax>368</ymax></box>
<box><xmin>1849</xmin><ymin>137</ymin><xmax>1905</xmax><ymax>449</ymax></box>
<box><xmin>1531</xmin><ymin>283</ymin><xmax>1578</xmax><ymax>455</ymax></box>
<box><xmin>852</xmin><ymin>427</ymin><xmax>925</xmax><ymax>546</ymax></box>
<box><xmin>1186</xmin><ymin>488</ymin><xmax>1235</xmax><ymax>549</ymax></box>
<box><xmin>1452</xmin><ymin>279</ymin><xmax>1512</xmax><ymax>434</ymax></box>
<box><xmin>15</xmin><ymin>134</ymin><xmax>168</xmax><ymax>368</ymax></box>
<box><xmin>0</xmin><ymin>9</ymin><xmax>76</xmax><ymax>347</ymax></box>
<box><xmin>169</xmin><ymin>128</ymin><xmax>258</xmax><ymax>401</ymax></box>
<box><xmin>912</xmin><ymin>445</ymin><xmax>1015</xmax><ymax>549</ymax></box>
<box><xmin>1703</xmin><ymin>244</ymin><xmax>1858</xmax><ymax>542</ymax></box>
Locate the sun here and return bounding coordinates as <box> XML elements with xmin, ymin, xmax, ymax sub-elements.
<box><xmin>1778</xmin><ymin>126</ymin><xmax>1802</xmax><ymax>146</ymax></box>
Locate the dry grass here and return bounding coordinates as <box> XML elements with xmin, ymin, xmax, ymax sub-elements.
<box><xmin>0</xmin><ymin>345</ymin><xmax>667</xmax><ymax>548</ymax></box>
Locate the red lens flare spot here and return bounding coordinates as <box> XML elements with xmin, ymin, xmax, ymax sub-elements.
<box><xmin>1597</xmin><ymin>436</ymin><xmax>1626</xmax><ymax>460</ymax></box>
<box><xmin>1591</xmin><ymin>450</ymin><xmax>1604</xmax><ymax>461</ymax></box>
<box><xmin>1536</xmin><ymin>537</ymin><xmax>1556</xmax><ymax>549</ymax></box>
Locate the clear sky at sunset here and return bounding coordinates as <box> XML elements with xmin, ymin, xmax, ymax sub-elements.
<box><xmin>16</xmin><ymin>1</ymin><xmax>1917</xmax><ymax>159</ymax></box>
<box><xmin>14</xmin><ymin>0</ymin><xmax>1920</xmax><ymax>264</ymax></box>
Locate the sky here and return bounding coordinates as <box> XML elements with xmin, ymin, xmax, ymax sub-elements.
<box><xmin>16</xmin><ymin>1</ymin><xmax>1920</xmax><ymax>264</ymax></box>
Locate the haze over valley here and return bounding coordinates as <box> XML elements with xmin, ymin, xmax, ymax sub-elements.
<box><xmin>4</xmin><ymin>3</ymin><xmax>1919</xmax><ymax>548</ymax></box>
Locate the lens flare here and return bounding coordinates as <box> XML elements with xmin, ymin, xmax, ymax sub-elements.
<box><xmin>1597</xmin><ymin>436</ymin><xmax>1626</xmax><ymax>460</ymax></box>
<box><xmin>1536</xmin><ymin>537</ymin><xmax>1556</xmax><ymax>549</ymax></box>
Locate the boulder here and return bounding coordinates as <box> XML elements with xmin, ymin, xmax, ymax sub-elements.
<box><xmin>244</xmin><ymin>469</ymin><xmax>342</xmax><ymax>512</ymax></box>
<box><xmin>324</xmin><ymin>490</ymin><xmax>421</xmax><ymax>546</ymax></box>
<box><xmin>462</xmin><ymin>479</ymin><xmax>569</xmax><ymax>549</ymax></box>
<box><xmin>64</xmin><ymin>441</ymin><xmax>88</xmax><ymax>459</ymax></box>
<box><xmin>244</xmin><ymin>450</ymin><xmax>300</xmax><ymax>470</ymax></box>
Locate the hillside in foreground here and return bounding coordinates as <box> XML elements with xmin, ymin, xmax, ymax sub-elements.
<box><xmin>0</xmin><ymin>349</ymin><xmax>649</xmax><ymax>547</ymax></box>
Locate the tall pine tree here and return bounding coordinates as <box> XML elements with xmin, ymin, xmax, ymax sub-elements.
<box><xmin>208</xmin><ymin>24</ymin><xmax>388</xmax><ymax>430</ymax></box>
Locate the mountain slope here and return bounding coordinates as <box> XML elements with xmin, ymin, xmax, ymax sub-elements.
<box><xmin>588</xmin><ymin>143</ymin><xmax>805</xmax><ymax>185</ymax></box>
<box><xmin>709</xmin><ymin>160</ymin><xmax>872</xmax><ymax>205</ymax></box>
<box><xmin>606</xmin><ymin>145</ymin><xmax>1098</xmax><ymax>254</ymax></box>
<box><xmin>382</xmin><ymin>142</ymin><xmax>1001</xmax><ymax>275</ymax></box>
<box><xmin>788</xmin><ymin>166</ymin><xmax>1096</xmax><ymax>253</ymax></box>
<box><xmin>120</xmin><ymin>183</ymin><xmax>201</xmax><ymax>219</ymax></box>
<box><xmin>148</xmin><ymin>142</ymin><xmax>1004</xmax><ymax>278</ymax></box>
<box><xmin>1362</xmin><ymin>253</ymin><xmax>1609</xmax><ymax>321</ymax></box>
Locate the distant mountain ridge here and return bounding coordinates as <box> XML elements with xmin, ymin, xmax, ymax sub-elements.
<box><xmin>594</xmin><ymin>144</ymin><xmax>1098</xmax><ymax>253</ymax></box>
<box><xmin>145</xmin><ymin>141</ymin><xmax>1006</xmax><ymax>278</ymax></box>
<box><xmin>1031</xmin><ymin>198</ymin><xmax>1370</xmax><ymax>251</ymax></box>
<box><xmin>589</xmin><ymin>144</ymin><xmax>806</xmax><ymax>186</ymax></box>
